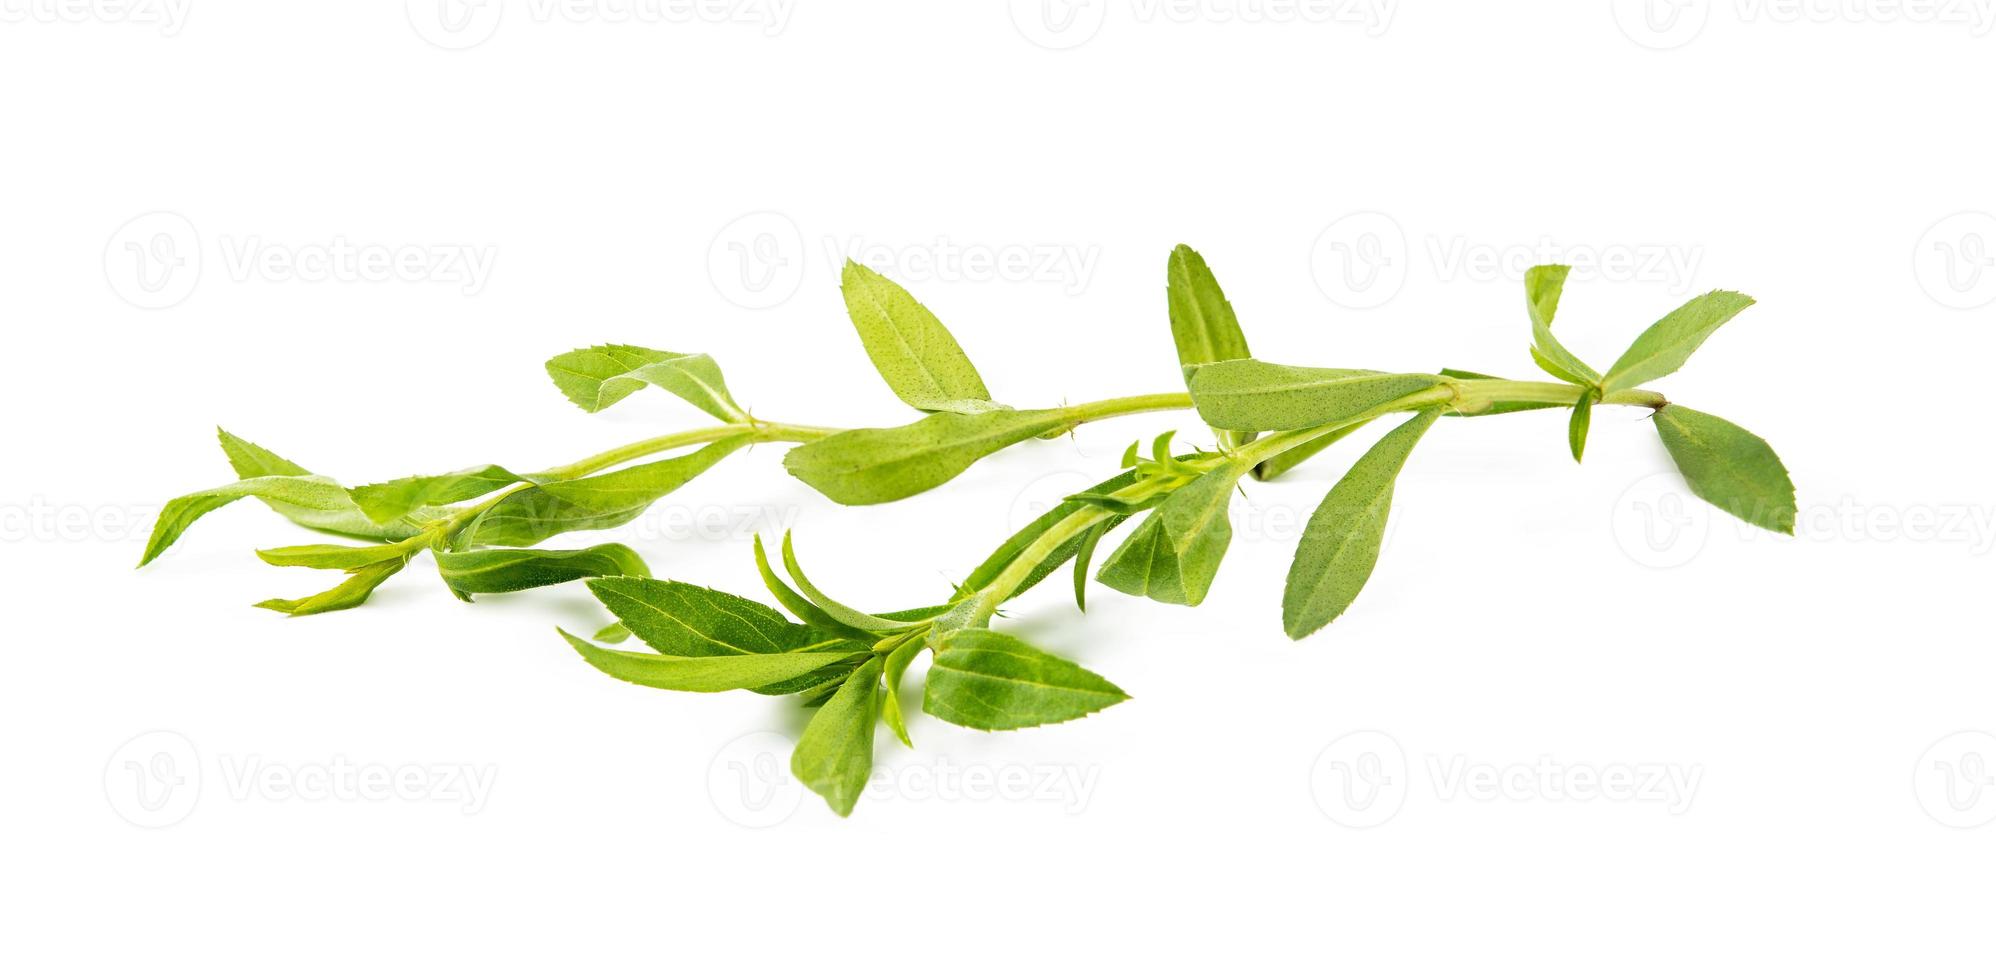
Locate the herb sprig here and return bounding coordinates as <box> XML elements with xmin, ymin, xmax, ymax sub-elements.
<box><xmin>144</xmin><ymin>246</ymin><xmax>1794</xmax><ymax>816</ymax></box>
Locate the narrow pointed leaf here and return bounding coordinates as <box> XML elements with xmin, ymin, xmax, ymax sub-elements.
<box><xmin>783</xmin><ymin>407</ymin><xmax>1069</xmax><ymax>505</ymax></box>
<box><xmin>545</xmin><ymin>345</ymin><xmax>748</xmax><ymax>422</ymax></box>
<box><xmin>840</xmin><ymin>260</ymin><xmax>993</xmax><ymax>413</ymax></box>
<box><xmin>256</xmin><ymin>541</ymin><xmax>413</xmax><ymax>570</ymax></box>
<box><xmin>1165</xmin><ymin>245</ymin><xmax>1252</xmax><ymax>370</ymax></box>
<box><xmin>255</xmin><ymin>556</ymin><xmax>409</xmax><ymax>616</ymax></box>
<box><xmin>879</xmin><ymin>633</ymin><xmax>926</xmax><ymax>748</ymax></box>
<box><xmin>749</xmin><ymin>659</ymin><xmax>865</xmax><ymax>698</ymax></box>
<box><xmin>144</xmin><ymin>475</ymin><xmax>378</xmax><ymax>566</ymax></box>
<box><xmin>1601</xmin><ymin>290</ymin><xmax>1755</xmax><ymax>393</ymax></box>
<box><xmin>924</xmin><ymin>629</ymin><xmax>1128</xmax><ymax>731</ymax></box>
<box><xmin>779</xmin><ymin>532</ymin><xmax>917</xmax><ymax>633</ymax></box>
<box><xmin>1525</xmin><ymin>264</ymin><xmax>1600</xmax><ymax>385</ymax></box>
<box><xmin>1188</xmin><ymin>359</ymin><xmax>1444</xmax><ymax>431</ymax></box>
<box><xmin>558</xmin><ymin>629</ymin><xmax>861</xmax><ymax>693</ymax></box>
<box><xmin>466</xmin><ymin>437</ymin><xmax>747</xmax><ymax>547</ymax></box>
<box><xmin>1166</xmin><ymin>245</ymin><xmax>1256</xmax><ymax>448</ymax></box>
<box><xmin>350</xmin><ymin>464</ymin><xmax>526</xmax><ymax>525</ymax></box>
<box><xmin>792</xmin><ymin>656</ymin><xmax>884</xmax><ymax>817</ymax></box>
<box><xmin>1568</xmin><ymin>388</ymin><xmax>1597</xmax><ymax>463</ymax></box>
<box><xmin>208</xmin><ymin>431</ymin><xmax>442</xmax><ymax>538</ymax></box>
<box><xmin>1652</xmin><ymin>405</ymin><xmax>1796</xmax><ymax>534</ymax></box>
<box><xmin>437</xmin><ymin>544</ymin><xmax>649</xmax><ymax>596</ymax></box>
<box><xmin>217</xmin><ymin>428</ymin><xmax>309</xmax><ymax>478</ymax></box>
<box><xmin>1071</xmin><ymin>522</ymin><xmax>1109</xmax><ymax>611</ymax></box>
<box><xmin>1283</xmin><ymin>408</ymin><xmax>1441</xmax><ymax>639</ymax></box>
<box><xmin>587</xmin><ymin>576</ymin><xmax>814</xmax><ymax>656</ymax></box>
<box><xmin>752</xmin><ymin>535</ymin><xmax>868</xmax><ymax>637</ymax></box>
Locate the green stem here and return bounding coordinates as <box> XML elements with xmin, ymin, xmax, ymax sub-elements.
<box><xmin>966</xmin><ymin>377</ymin><xmax>1665</xmax><ymax>618</ymax></box>
<box><xmin>1059</xmin><ymin>391</ymin><xmax>1194</xmax><ymax>423</ymax></box>
<box><xmin>436</xmin><ymin>394</ymin><xmax>1202</xmax><ymax>549</ymax></box>
<box><xmin>1451</xmin><ymin>379</ymin><xmax>1666</xmax><ymax>411</ymax></box>
<box><xmin>976</xmin><ymin>507</ymin><xmax>1115</xmax><ymax>616</ymax></box>
<box><xmin>542</xmin><ymin>420</ymin><xmax>835</xmax><ymax>481</ymax></box>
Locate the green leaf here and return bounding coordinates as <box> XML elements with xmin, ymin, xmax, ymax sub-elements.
<box><xmin>349</xmin><ymin>465</ymin><xmax>525</xmax><ymax>525</ymax></box>
<box><xmin>840</xmin><ymin>260</ymin><xmax>994</xmax><ymax>413</ymax></box>
<box><xmin>1165</xmin><ymin>245</ymin><xmax>1253</xmax><ymax>370</ymax></box>
<box><xmin>1652</xmin><ymin>405</ymin><xmax>1796</xmax><ymax>534</ymax></box>
<box><xmin>209</xmin><ymin>431</ymin><xmax>441</xmax><ymax>539</ymax></box>
<box><xmin>1166</xmin><ymin>245</ymin><xmax>1256</xmax><ymax>448</ymax></box>
<box><xmin>791</xmin><ymin>656</ymin><xmax>884</xmax><ymax>817</ymax></box>
<box><xmin>466</xmin><ymin>437</ymin><xmax>747</xmax><ymax>547</ymax></box>
<box><xmin>1071</xmin><ymin>521</ymin><xmax>1109</xmax><ymax>611</ymax></box>
<box><xmin>1530</xmin><ymin>347</ymin><xmax>1593</xmax><ymax>387</ymax></box>
<box><xmin>558</xmin><ymin>628</ymin><xmax>862</xmax><ymax>694</ymax></box>
<box><xmin>783</xmin><ymin>407</ymin><xmax>1069</xmax><ymax>506</ymax></box>
<box><xmin>256</xmin><ymin>541</ymin><xmax>414</xmax><ymax>570</ymax></box>
<box><xmin>879</xmin><ymin>633</ymin><xmax>926</xmax><ymax>748</ymax></box>
<box><xmin>586</xmin><ymin>576</ymin><xmax>815</xmax><ymax>656</ymax></box>
<box><xmin>1094</xmin><ymin>463</ymin><xmax>1242</xmax><ymax>607</ymax></box>
<box><xmin>436</xmin><ymin>544</ymin><xmax>649</xmax><ymax>596</ymax></box>
<box><xmin>1187</xmin><ymin>360</ymin><xmax>1445</xmax><ymax>432</ymax></box>
<box><xmin>1283</xmin><ymin>408</ymin><xmax>1441</xmax><ymax>639</ymax></box>
<box><xmin>143</xmin><ymin>475</ymin><xmax>377</xmax><ymax>567</ymax></box>
<box><xmin>1095</xmin><ymin>511</ymin><xmax>1191</xmax><ymax>605</ymax></box>
<box><xmin>255</xmin><ymin>556</ymin><xmax>409</xmax><ymax>616</ymax></box>
<box><xmin>752</xmin><ymin>535</ymin><xmax>866</xmax><ymax>636</ymax></box>
<box><xmin>779</xmin><ymin>532</ymin><xmax>918</xmax><ymax>633</ymax></box>
<box><xmin>544</xmin><ymin>345</ymin><xmax>748</xmax><ymax>422</ymax></box>
<box><xmin>1568</xmin><ymin>387</ymin><xmax>1597</xmax><ymax>463</ymax></box>
<box><xmin>1152</xmin><ymin>463</ymin><xmax>1247</xmax><ymax>604</ymax></box>
<box><xmin>217</xmin><ymin>428</ymin><xmax>309</xmax><ymax>478</ymax></box>
<box><xmin>750</xmin><ymin>660</ymin><xmax>864</xmax><ymax>698</ymax></box>
<box><xmin>924</xmin><ymin>629</ymin><xmax>1128</xmax><ymax>731</ymax></box>
<box><xmin>793</xmin><ymin>672</ymin><xmax>854</xmax><ymax>707</ymax></box>
<box><xmin>1525</xmin><ymin>265</ymin><xmax>1600</xmax><ymax>385</ymax></box>
<box><xmin>1601</xmin><ymin>290</ymin><xmax>1756</xmax><ymax>393</ymax></box>
<box><xmin>593</xmin><ymin>622</ymin><xmax>633</xmax><ymax>644</ymax></box>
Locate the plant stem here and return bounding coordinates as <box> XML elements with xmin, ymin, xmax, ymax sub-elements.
<box><xmin>966</xmin><ymin>377</ymin><xmax>1667</xmax><ymax>618</ymax></box>
<box><xmin>436</xmin><ymin>394</ymin><xmax>1203</xmax><ymax>549</ymax></box>
<box><xmin>1450</xmin><ymin>379</ymin><xmax>1665</xmax><ymax>410</ymax></box>
<box><xmin>1059</xmin><ymin>391</ymin><xmax>1195</xmax><ymax>423</ymax></box>
<box><xmin>542</xmin><ymin>420</ymin><xmax>836</xmax><ymax>481</ymax></box>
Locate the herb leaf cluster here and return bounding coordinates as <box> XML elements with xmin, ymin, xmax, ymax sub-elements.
<box><xmin>144</xmin><ymin>246</ymin><xmax>1794</xmax><ymax>816</ymax></box>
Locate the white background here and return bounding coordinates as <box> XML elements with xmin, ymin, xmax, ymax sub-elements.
<box><xmin>4</xmin><ymin>1</ymin><xmax>1994</xmax><ymax>975</ymax></box>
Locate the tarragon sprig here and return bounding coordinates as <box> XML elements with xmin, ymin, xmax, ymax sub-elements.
<box><xmin>142</xmin><ymin>245</ymin><xmax>1794</xmax><ymax>818</ymax></box>
<box><xmin>138</xmin><ymin>259</ymin><xmax>1194</xmax><ymax>611</ymax></box>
